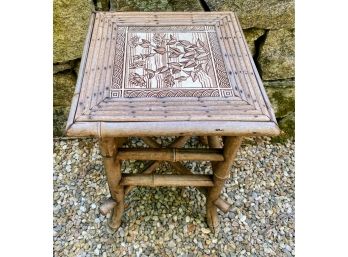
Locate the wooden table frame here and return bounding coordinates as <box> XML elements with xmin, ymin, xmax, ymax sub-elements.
<box><xmin>65</xmin><ymin>12</ymin><xmax>280</xmax><ymax>233</ymax></box>
<box><xmin>99</xmin><ymin>135</ymin><xmax>241</xmax><ymax>233</ymax></box>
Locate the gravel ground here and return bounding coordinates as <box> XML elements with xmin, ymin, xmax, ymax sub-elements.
<box><xmin>53</xmin><ymin>137</ymin><xmax>294</xmax><ymax>257</ymax></box>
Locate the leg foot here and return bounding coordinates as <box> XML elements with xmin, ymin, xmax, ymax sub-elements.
<box><xmin>206</xmin><ymin>137</ymin><xmax>242</xmax><ymax>233</ymax></box>
<box><xmin>108</xmin><ymin>208</ymin><xmax>122</xmax><ymax>230</ymax></box>
<box><xmin>206</xmin><ymin>202</ymin><xmax>220</xmax><ymax>233</ymax></box>
<box><xmin>108</xmin><ymin>188</ymin><xmax>124</xmax><ymax>230</ymax></box>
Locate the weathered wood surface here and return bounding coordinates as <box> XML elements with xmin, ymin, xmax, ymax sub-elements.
<box><xmin>141</xmin><ymin>137</ymin><xmax>161</xmax><ymax>148</ymax></box>
<box><xmin>208</xmin><ymin>136</ymin><xmax>223</xmax><ymax>148</ymax></box>
<box><xmin>66</xmin><ymin>13</ymin><xmax>96</xmax><ymax>130</ymax></box>
<box><xmin>120</xmin><ymin>174</ymin><xmax>214</xmax><ymax>187</ymax></box>
<box><xmin>124</xmin><ymin>161</ymin><xmax>161</xmax><ymax>195</ymax></box>
<box><xmin>65</xmin><ymin>12</ymin><xmax>279</xmax><ymax>137</ymax></box>
<box><xmin>99</xmin><ymin>138</ymin><xmax>232</xmax><ymax>217</ymax></box>
<box><xmin>116</xmin><ymin>148</ymin><xmax>224</xmax><ymax>161</ymax></box>
<box><xmin>206</xmin><ymin>136</ymin><xmax>242</xmax><ymax>233</ymax></box>
<box><xmin>67</xmin><ymin>121</ymin><xmax>280</xmax><ymax>137</ymax></box>
<box><xmin>123</xmin><ymin>136</ymin><xmax>189</xmax><ymax>194</ymax></box>
<box><xmin>99</xmin><ymin>138</ymin><xmax>124</xmax><ymax>230</ymax></box>
<box><xmin>199</xmin><ymin>136</ymin><xmax>209</xmax><ymax>145</ymax></box>
<box><xmin>121</xmin><ymin>136</ymin><xmax>230</xmax><ymax>213</ymax></box>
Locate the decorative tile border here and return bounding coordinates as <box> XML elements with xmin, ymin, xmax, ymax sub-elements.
<box><xmin>111</xmin><ymin>25</ymin><xmax>232</xmax><ymax>98</ymax></box>
<box><xmin>111</xmin><ymin>26</ymin><xmax>126</xmax><ymax>89</ymax></box>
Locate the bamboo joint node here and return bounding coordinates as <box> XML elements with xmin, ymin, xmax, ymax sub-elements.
<box><xmin>213</xmin><ymin>172</ymin><xmax>230</xmax><ymax>180</ymax></box>
<box><xmin>100</xmin><ymin>154</ymin><xmax>113</xmax><ymax>158</ymax></box>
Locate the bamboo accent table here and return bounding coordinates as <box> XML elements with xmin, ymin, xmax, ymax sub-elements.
<box><xmin>66</xmin><ymin>12</ymin><xmax>280</xmax><ymax>233</ymax></box>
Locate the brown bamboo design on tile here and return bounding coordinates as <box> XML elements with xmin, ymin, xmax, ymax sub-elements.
<box><xmin>128</xmin><ymin>33</ymin><xmax>212</xmax><ymax>88</ymax></box>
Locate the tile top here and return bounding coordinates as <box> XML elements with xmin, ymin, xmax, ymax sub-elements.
<box><xmin>66</xmin><ymin>12</ymin><xmax>279</xmax><ymax>137</ymax></box>
<box><xmin>113</xmin><ymin>25</ymin><xmax>230</xmax><ymax>98</ymax></box>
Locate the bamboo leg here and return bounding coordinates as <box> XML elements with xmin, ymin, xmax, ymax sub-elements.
<box><xmin>100</xmin><ymin>137</ymin><xmax>124</xmax><ymax>230</ymax></box>
<box><xmin>141</xmin><ymin>137</ymin><xmax>161</xmax><ymax>148</ymax></box>
<box><xmin>199</xmin><ymin>136</ymin><xmax>209</xmax><ymax>146</ymax></box>
<box><xmin>117</xmin><ymin>137</ymin><xmax>128</xmax><ymax>147</ymax></box>
<box><xmin>170</xmin><ymin>136</ymin><xmax>190</xmax><ymax>148</ymax></box>
<box><xmin>208</xmin><ymin>136</ymin><xmax>223</xmax><ymax>148</ymax></box>
<box><xmin>206</xmin><ymin>136</ymin><xmax>242</xmax><ymax>233</ymax></box>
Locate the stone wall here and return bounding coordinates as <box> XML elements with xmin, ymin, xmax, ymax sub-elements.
<box><xmin>54</xmin><ymin>0</ymin><xmax>295</xmax><ymax>140</ymax></box>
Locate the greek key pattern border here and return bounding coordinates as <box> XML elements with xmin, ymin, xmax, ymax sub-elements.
<box><xmin>111</xmin><ymin>26</ymin><xmax>126</xmax><ymax>89</ymax></box>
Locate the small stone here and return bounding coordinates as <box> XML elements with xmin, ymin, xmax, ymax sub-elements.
<box><xmin>119</xmin><ymin>228</ymin><xmax>125</xmax><ymax>237</ymax></box>
<box><xmin>185</xmin><ymin>216</ymin><xmax>190</xmax><ymax>223</ymax></box>
<box><xmin>197</xmin><ymin>242</ymin><xmax>203</xmax><ymax>249</ymax></box>
<box><xmin>284</xmin><ymin>250</ymin><xmax>292</xmax><ymax>257</ymax></box>
<box><xmin>228</xmin><ymin>212</ymin><xmax>235</xmax><ymax>219</ymax></box>
<box><xmin>239</xmin><ymin>214</ymin><xmax>246</xmax><ymax>222</ymax></box>
<box><xmin>168</xmin><ymin>241</ymin><xmax>176</xmax><ymax>248</ymax></box>
<box><xmin>201</xmin><ymin>228</ymin><xmax>211</xmax><ymax>234</ymax></box>
<box><xmin>223</xmin><ymin>227</ymin><xmax>231</xmax><ymax>233</ymax></box>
